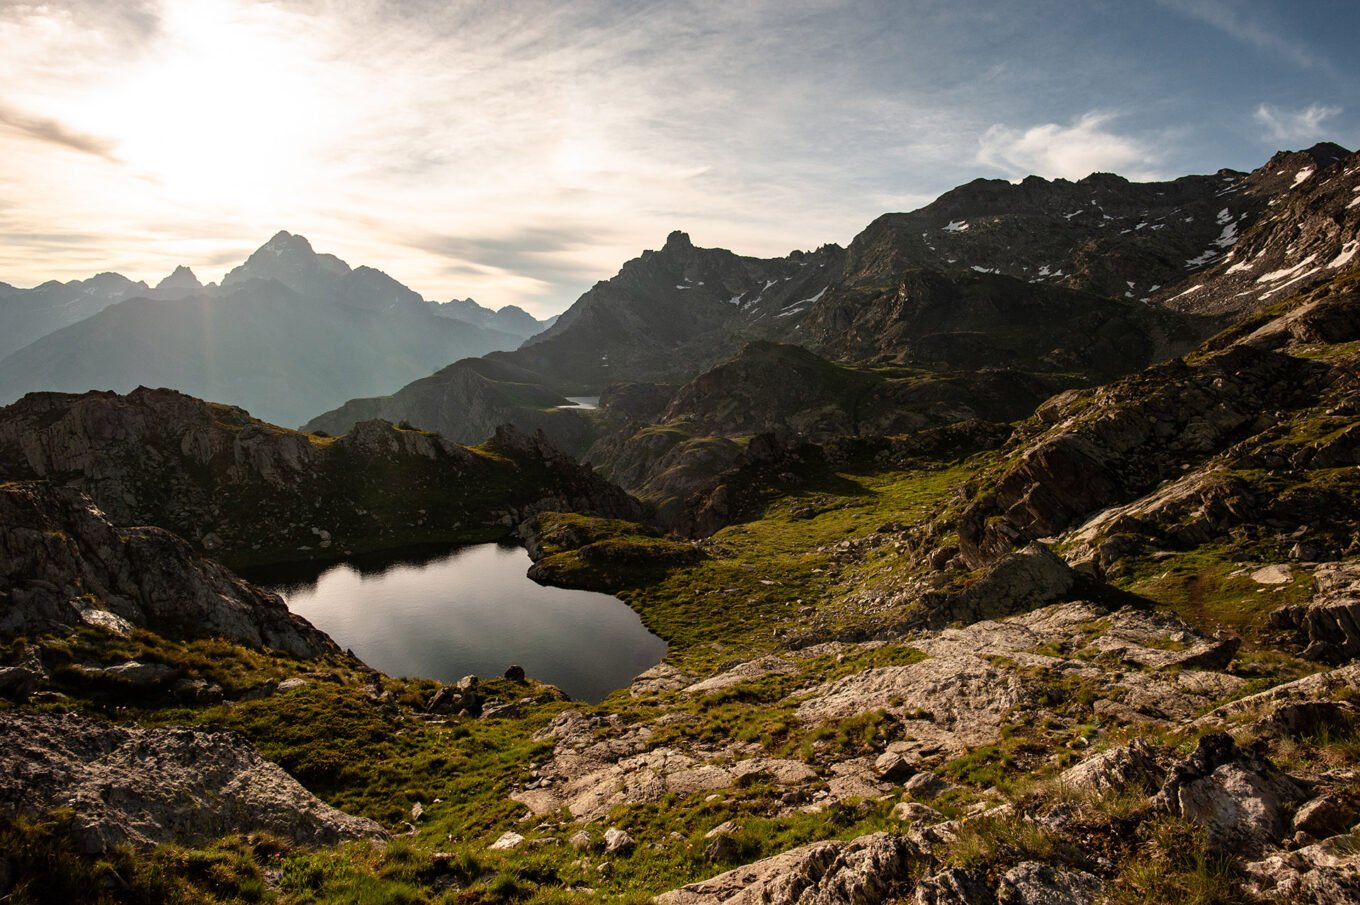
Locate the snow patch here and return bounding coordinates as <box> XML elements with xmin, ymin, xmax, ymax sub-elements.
<box><xmin>943</xmin><ymin>220</ymin><xmax>969</xmax><ymax>232</ymax></box>
<box><xmin>675</xmin><ymin>284</ymin><xmax>690</xmax><ymax>290</ymax></box>
<box><xmin>726</xmin><ymin>292</ymin><xmax>746</xmax><ymax>306</ymax></box>
<box><xmin>1216</xmin><ymin>208</ymin><xmax>1231</xmax><ymax>225</ymax></box>
<box><xmin>1256</xmin><ymin>254</ymin><xmax>1318</xmax><ymax>284</ymax></box>
<box><xmin>970</xmin><ymin>265</ymin><xmax>996</xmax><ymax>273</ymax></box>
<box><xmin>1292</xmin><ymin>168</ymin><xmax>1314</xmax><ymax>188</ymax></box>
<box><xmin>1328</xmin><ymin>240</ymin><xmax>1358</xmax><ymax>269</ymax></box>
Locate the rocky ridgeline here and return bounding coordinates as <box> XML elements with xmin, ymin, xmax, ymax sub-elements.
<box><xmin>0</xmin><ymin>711</ymin><xmax>384</xmax><ymax>853</ymax></box>
<box><xmin>0</xmin><ymin>481</ymin><xmax>334</xmax><ymax>658</ymax></box>
<box><xmin>949</xmin><ymin>282</ymin><xmax>1360</xmax><ymax>572</ymax></box>
<box><xmin>1163</xmin><ymin>145</ymin><xmax>1360</xmax><ymax>319</ymax></box>
<box><xmin>0</xmin><ymin>386</ymin><xmax>642</xmax><ymax>561</ymax></box>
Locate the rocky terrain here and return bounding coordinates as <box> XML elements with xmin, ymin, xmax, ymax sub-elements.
<box><xmin>1</xmin><ymin>145</ymin><xmax>1359</xmax><ymax>903</ymax></box>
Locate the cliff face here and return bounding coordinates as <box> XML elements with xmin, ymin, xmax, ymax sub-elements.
<box><xmin>0</xmin><ymin>481</ymin><xmax>335</xmax><ymax>657</ymax></box>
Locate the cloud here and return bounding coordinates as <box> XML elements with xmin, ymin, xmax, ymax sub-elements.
<box><xmin>976</xmin><ymin>112</ymin><xmax>1166</xmax><ymax>181</ymax></box>
<box><xmin>1253</xmin><ymin>102</ymin><xmax>1342</xmax><ymax>144</ymax></box>
<box><xmin>0</xmin><ymin>103</ymin><xmax>118</xmax><ymax>160</ymax></box>
<box><xmin>404</xmin><ymin>226</ymin><xmax>620</xmax><ymax>287</ymax></box>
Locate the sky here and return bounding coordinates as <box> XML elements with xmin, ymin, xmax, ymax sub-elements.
<box><xmin>1</xmin><ymin>0</ymin><xmax>1357</xmax><ymax>317</ymax></box>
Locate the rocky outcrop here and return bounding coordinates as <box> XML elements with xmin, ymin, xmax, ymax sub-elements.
<box><xmin>0</xmin><ymin>710</ymin><xmax>385</xmax><ymax>853</ymax></box>
<box><xmin>954</xmin><ymin>343</ymin><xmax>1333</xmax><ymax>567</ymax></box>
<box><xmin>796</xmin><ymin>602</ymin><xmax>1242</xmax><ymax>761</ymax></box>
<box><xmin>1153</xmin><ymin>733</ymin><xmax>1309</xmax><ymax>855</ymax></box>
<box><xmin>657</xmin><ymin>832</ymin><xmax>921</xmax><ymax>905</ymax></box>
<box><xmin>0</xmin><ymin>387</ymin><xmax>642</xmax><ymax>561</ymax></box>
<box><xmin>0</xmin><ymin>481</ymin><xmax>335</xmax><ymax>657</ymax></box>
<box><xmin>1271</xmin><ymin>560</ymin><xmax>1360</xmax><ymax>663</ymax></box>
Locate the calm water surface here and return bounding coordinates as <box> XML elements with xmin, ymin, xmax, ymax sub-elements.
<box><xmin>244</xmin><ymin>543</ymin><xmax>665</xmax><ymax>703</ymax></box>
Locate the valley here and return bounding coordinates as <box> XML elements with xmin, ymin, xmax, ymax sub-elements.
<box><xmin>1</xmin><ymin>142</ymin><xmax>1359</xmax><ymax>904</ymax></box>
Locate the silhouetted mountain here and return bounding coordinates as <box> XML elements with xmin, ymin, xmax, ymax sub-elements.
<box><xmin>0</xmin><ymin>233</ymin><xmax>531</xmax><ymax>426</ymax></box>
<box><xmin>433</xmin><ymin>297</ymin><xmax>554</xmax><ymax>340</ymax></box>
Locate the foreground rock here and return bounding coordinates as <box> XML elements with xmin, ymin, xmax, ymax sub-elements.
<box><xmin>0</xmin><ymin>481</ymin><xmax>335</xmax><ymax>657</ymax></box>
<box><xmin>0</xmin><ymin>710</ymin><xmax>386</xmax><ymax>853</ymax></box>
<box><xmin>657</xmin><ymin>832</ymin><xmax>920</xmax><ymax>905</ymax></box>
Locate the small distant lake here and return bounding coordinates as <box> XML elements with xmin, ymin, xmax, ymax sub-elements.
<box><xmin>558</xmin><ymin>396</ymin><xmax>600</xmax><ymax>410</ymax></box>
<box><xmin>242</xmin><ymin>543</ymin><xmax>666</xmax><ymax>703</ymax></box>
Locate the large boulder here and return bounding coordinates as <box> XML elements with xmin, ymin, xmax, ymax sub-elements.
<box><xmin>0</xmin><ymin>710</ymin><xmax>385</xmax><ymax>853</ymax></box>
<box><xmin>657</xmin><ymin>832</ymin><xmax>920</xmax><ymax>905</ymax></box>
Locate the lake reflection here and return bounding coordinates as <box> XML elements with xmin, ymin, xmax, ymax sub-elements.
<box><xmin>243</xmin><ymin>543</ymin><xmax>666</xmax><ymax>703</ymax></box>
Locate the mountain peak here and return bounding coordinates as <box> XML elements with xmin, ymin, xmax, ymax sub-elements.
<box><xmin>664</xmin><ymin>230</ymin><xmax>693</xmax><ymax>252</ymax></box>
<box><xmin>260</xmin><ymin>230</ymin><xmax>315</xmax><ymax>257</ymax></box>
<box><xmin>155</xmin><ymin>265</ymin><xmax>202</xmax><ymax>291</ymax></box>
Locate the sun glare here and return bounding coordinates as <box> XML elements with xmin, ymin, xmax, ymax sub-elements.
<box><xmin>83</xmin><ymin>1</ymin><xmax>339</xmax><ymax>212</ymax></box>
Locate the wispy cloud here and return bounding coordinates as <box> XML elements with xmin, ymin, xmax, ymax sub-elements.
<box><xmin>0</xmin><ymin>103</ymin><xmax>118</xmax><ymax>161</ymax></box>
<box><xmin>1155</xmin><ymin>0</ymin><xmax>1337</xmax><ymax>76</ymax></box>
<box><xmin>1253</xmin><ymin>102</ymin><xmax>1342</xmax><ymax>145</ymax></box>
<box><xmin>976</xmin><ymin>112</ymin><xmax>1167</xmax><ymax>181</ymax></box>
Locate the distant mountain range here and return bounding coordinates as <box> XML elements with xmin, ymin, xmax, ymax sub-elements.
<box><xmin>0</xmin><ymin>231</ymin><xmax>555</xmax><ymax>426</ymax></box>
<box><xmin>306</xmin><ymin>143</ymin><xmax>1357</xmax><ymax>455</ymax></box>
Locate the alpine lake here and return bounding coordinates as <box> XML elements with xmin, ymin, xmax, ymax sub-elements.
<box><xmin>243</xmin><ymin>542</ymin><xmax>666</xmax><ymax>703</ymax></box>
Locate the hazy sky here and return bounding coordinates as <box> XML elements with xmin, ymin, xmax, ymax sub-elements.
<box><xmin>2</xmin><ymin>0</ymin><xmax>1357</xmax><ymax>316</ymax></box>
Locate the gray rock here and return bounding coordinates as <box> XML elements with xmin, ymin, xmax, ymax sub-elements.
<box><xmin>1293</xmin><ymin>794</ymin><xmax>1354</xmax><ymax>840</ymax></box>
<box><xmin>0</xmin><ymin>710</ymin><xmax>384</xmax><ymax>853</ymax></box>
<box><xmin>0</xmin><ymin>482</ymin><xmax>336</xmax><ymax>658</ymax></box>
<box><xmin>1245</xmin><ymin>834</ymin><xmax>1360</xmax><ymax>904</ymax></box>
<box><xmin>913</xmin><ymin>867</ymin><xmax>995</xmax><ymax>904</ymax></box>
<box><xmin>1271</xmin><ymin>561</ymin><xmax>1360</xmax><ymax>663</ymax></box>
<box><xmin>891</xmin><ymin>801</ymin><xmax>945</xmax><ymax>825</ymax></box>
<box><xmin>657</xmin><ymin>831</ymin><xmax>919</xmax><ymax>905</ymax></box>
<box><xmin>1059</xmin><ymin>739</ymin><xmax>1164</xmax><ymax>797</ymax></box>
<box><xmin>569</xmin><ymin>830</ymin><xmax>592</xmax><ymax>850</ymax></box>
<box><xmin>1155</xmin><ymin>732</ymin><xmax>1308</xmax><ymax>855</ymax></box>
<box><xmin>903</xmin><ymin>772</ymin><xmax>951</xmax><ymax>800</ymax></box>
<box><xmin>603</xmin><ymin>827</ymin><xmax>635</xmax><ymax>855</ymax></box>
<box><xmin>926</xmin><ymin>543</ymin><xmax>1076</xmax><ymax>629</ymax></box>
<box><xmin>875</xmin><ymin>751</ymin><xmax>916</xmax><ymax>783</ymax></box>
<box><xmin>75</xmin><ymin>660</ymin><xmax>175</xmax><ymax>686</ymax></box>
<box><xmin>996</xmin><ymin>862</ymin><xmax>1101</xmax><ymax>904</ymax></box>
<box><xmin>488</xmin><ymin>831</ymin><xmax>525</xmax><ymax>851</ymax></box>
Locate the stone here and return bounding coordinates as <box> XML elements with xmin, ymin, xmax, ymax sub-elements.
<box><xmin>0</xmin><ymin>482</ymin><xmax>336</xmax><ymax>659</ymax></box>
<box><xmin>1059</xmin><ymin>739</ymin><xmax>1164</xmax><ymax>797</ymax></box>
<box><xmin>904</xmin><ymin>772</ymin><xmax>950</xmax><ymax>800</ymax></box>
<box><xmin>1293</xmin><ymin>795</ymin><xmax>1354</xmax><ymax>840</ymax></box>
<box><xmin>505</xmin><ymin>664</ymin><xmax>526</xmax><ymax>682</ymax></box>
<box><xmin>1270</xmin><ymin>561</ymin><xmax>1360</xmax><ymax>663</ymax></box>
<box><xmin>913</xmin><ymin>867</ymin><xmax>994</xmax><ymax>904</ymax></box>
<box><xmin>996</xmin><ymin>862</ymin><xmax>1102</xmax><ymax>904</ymax></box>
<box><xmin>891</xmin><ymin>802</ymin><xmax>945</xmax><ymax>825</ymax></box>
<box><xmin>410</xmin><ymin>802</ymin><xmax>424</xmax><ymax>822</ymax></box>
<box><xmin>1244</xmin><ymin>835</ymin><xmax>1360</xmax><ymax>903</ymax></box>
<box><xmin>657</xmin><ymin>832</ymin><xmax>920</xmax><ymax>905</ymax></box>
<box><xmin>603</xmin><ymin>827</ymin><xmax>635</xmax><ymax>855</ymax></box>
<box><xmin>1155</xmin><ymin>732</ymin><xmax>1308</xmax><ymax>855</ymax></box>
<box><xmin>488</xmin><ymin>831</ymin><xmax>525</xmax><ymax>851</ymax></box>
<box><xmin>875</xmin><ymin>751</ymin><xmax>915</xmax><ymax>783</ymax></box>
<box><xmin>569</xmin><ymin>831</ymin><xmax>592</xmax><ymax>850</ymax></box>
<box><xmin>277</xmin><ymin>677</ymin><xmax>311</xmax><ymax>693</ymax></box>
<box><xmin>0</xmin><ymin>710</ymin><xmax>384</xmax><ymax>853</ymax></box>
<box><xmin>1252</xmin><ymin>564</ymin><xmax>1294</xmax><ymax>585</ymax></box>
